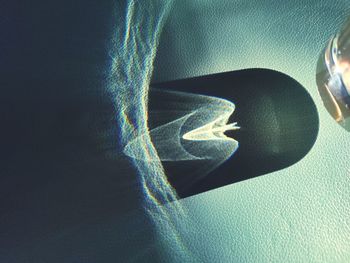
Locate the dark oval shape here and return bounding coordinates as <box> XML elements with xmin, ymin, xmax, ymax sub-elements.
<box><xmin>151</xmin><ymin>68</ymin><xmax>319</xmax><ymax>198</ymax></box>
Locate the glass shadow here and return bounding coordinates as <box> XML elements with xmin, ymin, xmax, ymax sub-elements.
<box><xmin>151</xmin><ymin>68</ymin><xmax>319</xmax><ymax>198</ymax></box>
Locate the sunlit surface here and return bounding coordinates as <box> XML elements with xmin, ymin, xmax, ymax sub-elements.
<box><xmin>153</xmin><ymin>1</ymin><xmax>350</xmax><ymax>262</ymax></box>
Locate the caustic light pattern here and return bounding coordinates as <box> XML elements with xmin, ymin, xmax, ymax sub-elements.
<box><xmin>108</xmin><ymin>0</ymin><xmax>238</xmax><ymax>260</ymax></box>
<box><xmin>124</xmin><ymin>89</ymin><xmax>240</xmax><ymax>178</ymax></box>
<box><xmin>108</xmin><ymin>0</ymin><xmax>197</xmax><ymax>260</ymax></box>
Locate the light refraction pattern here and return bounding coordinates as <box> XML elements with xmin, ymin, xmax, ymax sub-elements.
<box><xmin>124</xmin><ymin>89</ymin><xmax>239</xmax><ymax>181</ymax></box>
<box><xmin>108</xmin><ymin>0</ymin><xmax>195</xmax><ymax>261</ymax></box>
<box><xmin>109</xmin><ymin>1</ymin><xmax>239</xmax><ymax>260</ymax></box>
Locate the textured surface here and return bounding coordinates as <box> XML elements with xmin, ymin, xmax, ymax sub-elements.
<box><xmin>153</xmin><ymin>0</ymin><xmax>350</xmax><ymax>262</ymax></box>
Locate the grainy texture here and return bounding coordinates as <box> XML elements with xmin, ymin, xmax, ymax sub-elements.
<box><xmin>154</xmin><ymin>0</ymin><xmax>350</xmax><ymax>262</ymax></box>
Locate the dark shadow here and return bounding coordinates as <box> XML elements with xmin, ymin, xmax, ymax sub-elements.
<box><xmin>151</xmin><ymin>68</ymin><xmax>319</xmax><ymax>198</ymax></box>
<box><xmin>0</xmin><ymin>1</ymin><xmax>162</xmax><ymax>262</ymax></box>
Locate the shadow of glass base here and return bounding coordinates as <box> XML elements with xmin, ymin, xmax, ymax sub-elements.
<box><xmin>151</xmin><ymin>68</ymin><xmax>319</xmax><ymax>198</ymax></box>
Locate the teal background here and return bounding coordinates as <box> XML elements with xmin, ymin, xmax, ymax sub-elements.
<box><xmin>153</xmin><ymin>1</ymin><xmax>350</xmax><ymax>262</ymax></box>
<box><xmin>1</xmin><ymin>1</ymin><xmax>349</xmax><ymax>262</ymax></box>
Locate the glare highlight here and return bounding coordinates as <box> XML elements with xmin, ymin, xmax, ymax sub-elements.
<box><xmin>124</xmin><ymin>89</ymin><xmax>240</xmax><ymax>177</ymax></box>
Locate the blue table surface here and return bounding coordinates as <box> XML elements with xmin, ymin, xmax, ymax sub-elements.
<box><xmin>152</xmin><ymin>1</ymin><xmax>350</xmax><ymax>262</ymax></box>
